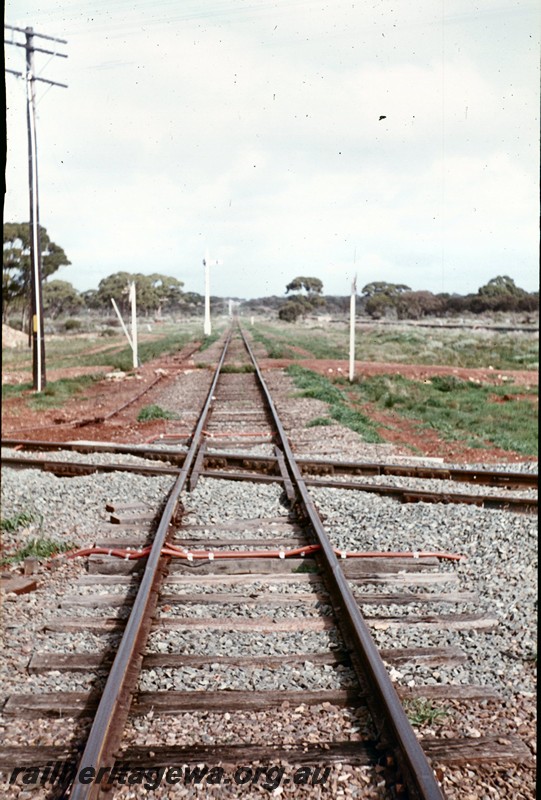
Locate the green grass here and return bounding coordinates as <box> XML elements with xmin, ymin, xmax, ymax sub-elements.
<box><xmin>249</xmin><ymin>320</ymin><xmax>539</xmax><ymax>370</ymax></box>
<box><xmin>88</xmin><ymin>331</ymin><xmax>194</xmax><ymax>371</ymax></box>
<box><xmin>2</xmin><ymin>382</ymin><xmax>34</xmax><ymax>399</ymax></box>
<box><xmin>2</xmin><ymin>322</ymin><xmax>209</xmax><ymax>411</ymax></box>
<box><xmin>306</xmin><ymin>416</ymin><xmax>334</xmax><ymax>427</ymax></box>
<box><xmin>327</xmin><ymin>403</ymin><xmax>382</xmax><ymax>437</ymax></box>
<box><xmin>286</xmin><ymin>360</ymin><xmax>537</xmax><ymax>455</ymax></box>
<box><xmin>220</xmin><ymin>364</ymin><xmax>256</xmax><ymax>373</ymax></box>
<box><xmin>250</xmin><ymin>328</ymin><xmax>294</xmax><ymax>359</ymax></box>
<box><xmin>287</xmin><ymin>365</ymin><xmax>383</xmax><ymax>443</ymax></box>
<box><xmin>1</xmin><ymin>511</ymin><xmax>38</xmax><ymax>532</ymax></box>
<box><xmin>251</xmin><ymin>323</ymin><xmax>343</xmax><ymax>359</ymax></box>
<box><xmin>358</xmin><ymin>328</ymin><xmax>539</xmax><ymax>369</ymax></box>
<box><xmin>198</xmin><ymin>331</ymin><xmax>221</xmax><ymax>351</ymax></box>
<box><xmin>0</xmin><ymin>536</ymin><xmax>74</xmax><ymax>566</ymax></box>
<box><xmin>292</xmin><ymin>561</ymin><xmax>320</xmax><ymax>574</ymax></box>
<box><xmin>350</xmin><ymin>373</ymin><xmax>538</xmax><ymax>455</ymax></box>
<box><xmin>404</xmin><ymin>698</ymin><xmax>449</xmax><ymax>727</ymax></box>
<box><xmin>136</xmin><ymin>404</ymin><xmax>177</xmax><ymax>422</ymax></box>
<box><xmin>287</xmin><ymin>365</ymin><xmax>344</xmax><ymax>404</ymax></box>
<box><xmin>2</xmin><ymin>323</ymin><xmax>205</xmax><ymax>375</ymax></box>
<box><xmin>2</xmin><ymin>375</ymin><xmax>100</xmax><ymax>409</ymax></box>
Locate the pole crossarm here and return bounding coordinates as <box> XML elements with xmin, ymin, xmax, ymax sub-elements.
<box><xmin>4</xmin><ymin>23</ymin><xmax>67</xmax><ymax>44</ymax></box>
<box><xmin>4</xmin><ymin>39</ymin><xmax>68</xmax><ymax>57</ymax></box>
<box><xmin>31</xmin><ymin>76</ymin><xmax>69</xmax><ymax>88</ymax></box>
<box><xmin>30</xmin><ymin>45</ymin><xmax>68</xmax><ymax>57</ymax></box>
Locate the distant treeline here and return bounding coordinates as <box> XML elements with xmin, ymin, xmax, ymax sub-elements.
<box><xmin>2</xmin><ymin>222</ymin><xmax>538</xmax><ymax>325</ymax></box>
<box><xmin>241</xmin><ymin>277</ymin><xmax>539</xmax><ymax>320</ymax></box>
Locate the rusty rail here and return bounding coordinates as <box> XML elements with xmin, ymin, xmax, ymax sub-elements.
<box><xmin>3</xmin><ymin>438</ymin><xmax>536</xmax><ymax>488</ymax></box>
<box><xmin>239</xmin><ymin>325</ymin><xmax>444</xmax><ymax>800</ymax></box>
<box><xmin>3</xmin><ymin>455</ymin><xmax>536</xmax><ymax>513</ymax></box>
<box><xmin>68</xmin><ymin>329</ymin><xmax>232</xmax><ymax>800</ymax></box>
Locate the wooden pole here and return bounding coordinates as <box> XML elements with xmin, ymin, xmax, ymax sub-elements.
<box><xmin>25</xmin><ymin>27</ymin><xmax>46</xmax><ymax>391</ymax></box>
<box><xmin>5</xmin><ymin>23</ymin><xmax>67</xmax><ymax>389</ymax></box>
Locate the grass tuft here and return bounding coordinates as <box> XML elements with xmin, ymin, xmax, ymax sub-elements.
<box><xmin>136</xmin><ymin>404</ymin><xmax>177</xmax><ymax>422</ymax></box>
<box><xmin>106</xmin><ymin>333</ymin><xmax>194</xmax><ymax>371</ymax></box>
<box><xmin>0</xmin><ymin>537</ymin><xmax>73</xmax><ymax>566</ymax></box>
<box><xmin>1</xmin><ymin>511</ymin><xmax>38</xmax><ymax>532</ymax></box>
<box><xmin>404</xmin><ymin>698</ymin><xmax>449</xmax><ymax>727</ymax></box>
<box><xmin>198</xmin><ymin>332</ymin><xmax>221</xmax><ymax>351</ymax></box>
<box><xmin>2</xmin><ymin>376</ymin><xmax>99</xmax><ymax>408</ymax></box>
<box><xmin>221</xmin><ymin>364</ymin><xmax>256</xmax><ymax>373</ymax></box>
<box><xmin>292</xmin><ymin>561</ymin><xmax>320</xmax><ymax>574</ymax></box>
<box><xmin>327</xmin><ymin>403</ymin><xmax>382</xmax><ymax>442</ymax></box>
<box><xmin>250</xmin><ymin>329</ymin><xmax>295</xmax><ymax>359</ymax></box>
<box><xmin>32</xmin><ymin>376</ymin><xmax>100</xmax><ymax>409</ymax></box>
<box><xmin>2</xmin><ymin>382</ymin><xmax>34</xmax><ymax>399</ymax></box>
<box><xmin>287</xmin><ymin>365</ymin><xmax>344</xmax><ymax>404</ymax></box>
<box><xmin>306</xmin><ymin>416</ymin><xmax>334</xmax><ymax>427</ymax></box>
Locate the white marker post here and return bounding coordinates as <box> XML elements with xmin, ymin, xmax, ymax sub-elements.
<box><xmin>129</xmin><ymin>281</ymin><xmax>138</xmax><ymax>368</ymax></box>
<box><xmin>203</xmin><ymin>255</ymin><xmax>211</xmax><ymax>336</ymax></box>
<box><xmin>203</xmin><ymin>253</ymin><xmax>221</xmax><ymax>336</ymax></box>
<box><xmin>349</xmin><ymin>275</ymin><xmax>357</xmax><ymax>383</ymax></box>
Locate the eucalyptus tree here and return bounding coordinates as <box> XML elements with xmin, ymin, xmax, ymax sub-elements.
<box><xmin>3</xmin><ymin>222</ymin><xmax>70</xmax><ymax>322</ymax></box>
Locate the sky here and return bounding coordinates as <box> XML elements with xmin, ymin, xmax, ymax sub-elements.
<box><xmin>4</xmin><ymin>0</ymin><xmax>540</xmax><ymax>301</ymax></box>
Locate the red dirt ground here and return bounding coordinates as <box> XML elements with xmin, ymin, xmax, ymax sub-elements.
<box><xmin>1</xmin><ymin>351</ymin><xmax>538</xmax><ymax>464</ymax></box>
<box><xmin>352</xmin><ymin>400</ymin><xmax>536</xmax><ymax>464</ymax></box>
<box><xmin>260</xmin><ymin>358</ymin><xmax>538</xmax><ymax>388</ymax></box>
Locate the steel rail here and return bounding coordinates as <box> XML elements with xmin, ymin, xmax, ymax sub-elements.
<box><xmin>204</xmin><ymin>454</ymin><xmax>538</xmax><ymax>488</ymax></box>
<box><xmin>199</xmin><ymin>469</ymin><xmax>537</xmax><ymax>513</ymax></box>
<box><xmin>1</xmin><ymin>439</ymin><xmax>188</xmax><ymax>464</ymax></box>
<box><xmin>0</xmin><ymin>456</ymin><xmax>181</xmax><ymax>477</ymax></box>
<box><xmin>3</xmin><ymin>438</ymin><xmax>536</xmax><ymax>487</ymax></box>
<box><xmin>4</xmin><ymin>455</ymin><xmax>535</xmax><ymax>515</ymax></box>
<box><xmin>68</xmin><ymin>328</ymin><xmax>233</xmax><ymax>800</ymax></box>
<box><xmin>239</xmin><ymin>325</ymin><xmax>444</xmax><ymax>800</ymax></box>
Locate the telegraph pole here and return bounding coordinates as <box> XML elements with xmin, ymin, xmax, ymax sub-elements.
<box><xmin>5</xmin><ymin>24</ymin><xmax>68</xmax><ymax>391</ymax></box>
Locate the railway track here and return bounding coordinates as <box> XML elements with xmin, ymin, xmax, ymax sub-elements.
<box><xmin>1</xmin><ymin>444</ymin><xmax>537</xmax><ymax>514</ymax></box>
<box><xmin>0</xmin><ymin>326</ymin><xmax>535</xmax><ymax>798</ymax></box>
<box><xmin>1</xmin><ymin>437</ymin><xmax>537</xmax><ymax>487</ymax></box>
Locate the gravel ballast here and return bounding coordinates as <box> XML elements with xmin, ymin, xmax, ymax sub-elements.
<box><xmin>309</xmin><ymin>485</ymin><xmax>537</xmax><ymax>698</ymax></box>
